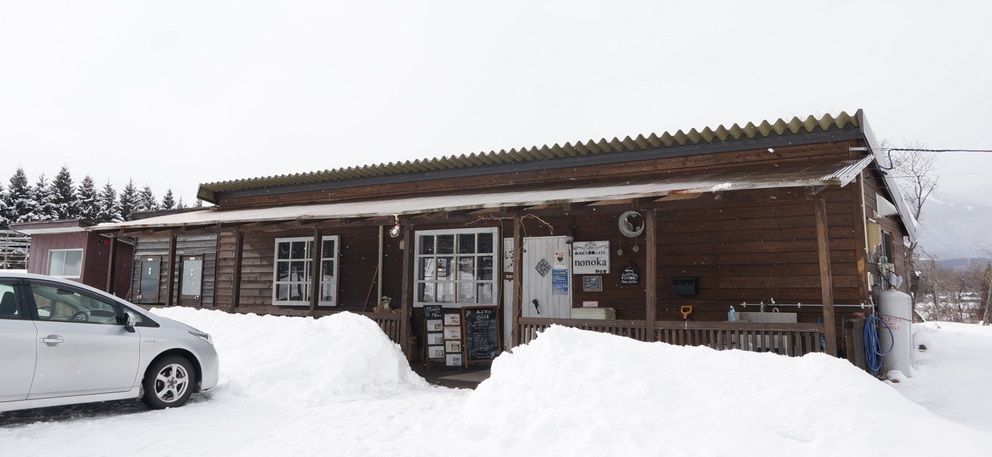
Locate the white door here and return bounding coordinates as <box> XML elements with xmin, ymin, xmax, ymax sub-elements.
<box><xmin>27</xmin><ymin>281</ymin><xmax>140</xmax><ymax>399</ymax></box>
<box><xmin>503</xmin><ymin>236</ymin><xmax>573</xmax><ymax>347</ymax></box>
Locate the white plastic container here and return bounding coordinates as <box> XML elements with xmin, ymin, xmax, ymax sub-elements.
<box><xmin>878</xmin><ymin>289</ymin><xmax>914</xmax><ymax>377</ymax></box>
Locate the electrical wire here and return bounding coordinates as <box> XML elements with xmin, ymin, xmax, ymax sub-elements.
<box><xmin>864</xmin><ymin>312</ymin><xmax>894</xmax><ymax>376</ymax></box>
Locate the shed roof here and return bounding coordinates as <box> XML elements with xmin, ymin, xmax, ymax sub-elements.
<box><xmin>10</xmin><ymin>219</ymin><xmax>95</xmax><ymax>235</ymax></box>
<box><xmin>196</xmin><ymin>111</ymin><xmax>862</xmax><ymax>202</ymax></box>
<box><xmin>98</xmin><ymin>156</ymin><xmax>873</xmax><ymax>232</ymax></box>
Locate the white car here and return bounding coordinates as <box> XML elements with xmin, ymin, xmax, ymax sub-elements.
<box><xmin>0</xmin><ymin>272</ymin><xmax>218</xmax><ymax>412</ymax></box>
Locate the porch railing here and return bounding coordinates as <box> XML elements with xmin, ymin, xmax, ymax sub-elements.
<box><xmin>518</xmin><ymin>317</ymin><xmax>825</xmax><ymax>356</ymax></box>
<box><xmin>356</xmin><ymin>312</ymin><xmax>403</xmax><ymax>345</ymax></box>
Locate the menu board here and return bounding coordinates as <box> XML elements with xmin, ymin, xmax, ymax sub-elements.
<box><xmin>462</xmin><ymin>306</ymin><xmax>500</xmax><ymax>363</ymax></box>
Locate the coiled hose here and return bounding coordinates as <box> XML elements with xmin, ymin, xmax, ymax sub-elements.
<box><xmin>864</xmin><ymin>312</ymin><xmax>894</xmax><ymax>376</ymax></box>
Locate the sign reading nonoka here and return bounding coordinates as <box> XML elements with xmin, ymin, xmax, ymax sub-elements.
<box><xmin>572</xmin><ymin>241</ymin><xmax>610</xmax><ymax>274</ymax></box>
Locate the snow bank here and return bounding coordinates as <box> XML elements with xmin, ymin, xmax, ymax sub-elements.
<box><xmin>458</xmin><ymin>325</ymin><xmax>992</xmax><ymax>456</ymax></box>
<box><xmin>151</xmin><ymin>308</ymin><xmax>428</xmax><ymax>406</ymax></box>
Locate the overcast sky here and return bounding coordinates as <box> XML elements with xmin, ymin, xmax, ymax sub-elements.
<box><xmin>1</xmin><ymin>0</ymin><xmax>990</xmax><ymax>212</ymax></box>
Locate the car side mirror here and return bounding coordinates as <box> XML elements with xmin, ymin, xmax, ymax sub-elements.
<box><xmin>124</xmin><ymin>311</ymin><xmax>137</xmax><ymax>332</ymax></box>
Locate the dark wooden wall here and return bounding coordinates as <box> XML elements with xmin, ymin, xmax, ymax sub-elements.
<box><xmin>862</xmin><ymin>169</ymin><xmax>910</xmax><ymax>292</ymax></box>
<box><xmin>131</xmin><ymin>235</ymin><xmax>217</xmax><ymax>307</ymax></box>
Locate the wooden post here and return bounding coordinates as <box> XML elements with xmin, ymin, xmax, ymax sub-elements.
<box><xmin>309</xmin><ymin>227</ymin><xmax>323</xmax><ymax>316</ymax></box>
<box><xmin>232</xmin><ymin>231</ymin><xmax>244</xmax><ymax>310</ymax></box>
<box><xmin>510</xmin><ymin>214</ymin><xmax>523</xmax><ymax>347</ymax></box>
<box><xmin>400</xmin><ymin>224</ymin><xmax>413</xmax><ymax>358</ymax></box>
<box><xmin>644</xmin><ymin>208</ymin><xmax>657</xmax><ymax>341</ymax></box>
<box><xmin>814</xmin><ymin>198</ymin><xmax>838</xmax><ymax>356</ymax></box>
<box><xmin>165</xmin><ymin>231</ymin><xmax>177</xmax><ymax>307</ymax></box>
<box><xmin>105</xmin><ymin>234</ymin><xmax>117</xmax><ymax>294</ymax></box>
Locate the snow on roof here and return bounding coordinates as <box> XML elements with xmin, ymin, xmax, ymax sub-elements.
<box><xmin>93</xmin><ymin>156</ymin><xmax>873</xmax><ymax>231</ymax></box>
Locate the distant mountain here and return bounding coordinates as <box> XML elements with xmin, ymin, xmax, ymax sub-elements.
<box><xmin>916</xmin><ymin>190</ymin><xmax>992</xmax><ymax>260</ymax></box>
<box><xmin>936</xmin><ymin>258</ymin><xmax>992</xmax><ymax>272</ymax></box>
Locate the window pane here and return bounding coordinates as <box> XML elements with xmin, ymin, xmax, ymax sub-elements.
<box><xmin>458</xmin><ymin>234</ymin><xmax>475</xmax><ymax>254</ymax></box>
<box><xmin>49</xmin><ymin>250</ymin><xmax>65</xmax><ymax>276</ymax></box>
<box><xmin>477</xmin><ymin>233</ymin><xmax>493</xmax><ymax>253</ymax></box>
<box><xmin>29</xmin><ymin>284</ymin><xmax>120</xmax><ymax>325</ymax></box>
<box><xmin>321</xmin><ymin>260</ymin><xmax>335</xmax><ymax>282</ymax></box>
<box><xmin>277</xmin><ymin>262</ymin><xmax>289</xmax><ymax>281</ymax></box>
<box><xmin>457</xmin><ymin>257</ymin><xmax>475</xmax><ymax>280</ymax></box>
<box><xmin>277</xmin><ymin>242</ymin><xmax>291</xmax><ymax>259</ymax></box>
<box><xmin>457</xmin><ymin>282</ymin><xmax>476</xmax><ymax>303</ymax></box>
<box><xmin>289</xmin><ymin>283</ymin><xmax>306</xmax><ymax>301</ymax></box>
<box><xmin>477</xmin><ymin>283</ymin><xmax>494</xmax><ymax>304</ymax></box>
<box><xmin>436</xmin><ymin>235</ymin><xmax>454</xmax><ymax>254</ymax></box>
<box><xmin>291</xmin><ymin>241</ymin><xmax>307</xmax><ymax>259</ymax></box>
<box><xmin>419</xmin><ymin>235</ymin><xmax>435</xmax><ymax>254</ymax></box>
<box><xmin>418</xmin><ymin>283</ymin><xmax>435</xmax><ymax>302</ymax></box>
<box><xmin>320</xmin><ymin>282</ymin><xmax>335</xmax><ymax>302</ymax></box>
<box><xmin>436</xmin><ymin>257</ymin><xmax>453</xmax><ymax>279</ymax></box>
<box><xmin>479</xmin><ymin>256</ymin><xmax>494</xmax><ymax>280</ymax></box>
<box><xmin>290</xmin><ymin>261</ymin><xmax>309</xmax><ymax>282</ymax></box>
<box><xmin>0</xmin><ymin>284</ymin><xmax>18</xmax><ymax>319</ymax></box>
<box><xmin>322</xmin><ymin>239</ymin><xmax>336</xmax><ymax>257</ymax></box>
<box><xmin>180</xmin><ymin>258</ymin><xmax>203</xmax><ymax>296</ymax></box>
<box><xmin>436</xmin><ymin>282</ymin><xmax>455</xmax><ymax>303</ymax></box>
<box><xmin>419</xmin><ymin>258</ymin><xmax>436</xmax><ymax>280</ymax></box>
<box><xmin>63</xmin><ymin>251</ymin><xmax>82</xmax><ymax>277</ymax></box>
<box><xmin>276</xmin><ymin>284</ymin><xmax>288</xmax><ymax>301</ymax></box>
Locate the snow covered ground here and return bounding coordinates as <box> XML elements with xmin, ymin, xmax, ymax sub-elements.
<box><xmin>891</xmin><ymin>322</ymin><xmax>992</xmax><ymax>434</ymax></box>
<box><xmin>2</xmin><ymin>308</ymin><xmax>991</xmax><ymax>457</ymax></box>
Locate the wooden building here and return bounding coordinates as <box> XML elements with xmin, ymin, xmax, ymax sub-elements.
<box><xmin>11</xmin><ymin>219</ymin><xmax>133</xmax><ymax>297</ymax></box>
<box><xmin>91</xmin><ymin>110</ymin><xmax>915</xmax><ymax>367</ymax></box>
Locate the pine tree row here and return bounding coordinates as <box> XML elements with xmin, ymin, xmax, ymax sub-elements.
<box><xmin>0</xmin><ymin>166</ymin><xmax>196</xmax><ymax>229</ymax></box>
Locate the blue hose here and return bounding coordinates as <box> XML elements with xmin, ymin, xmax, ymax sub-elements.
<box><xmin>864</xmin><ymin>312</ymin><xmax>894</xmax><ymax>376</ymax></box>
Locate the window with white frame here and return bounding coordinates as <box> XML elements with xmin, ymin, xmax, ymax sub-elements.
<box><xmin>48</xmin><ymin>249</ymin><xmax>83</xmax><ymax>278</ymax></box>
<box><xmin>415</xmin><ymin>228</ymin><xmax>497</xmax><ymax>307</ymax></box>
<box><xmin>272</xmin><ymin>236</ymin><xmax>339</xmax><ymax>306</ymax></box>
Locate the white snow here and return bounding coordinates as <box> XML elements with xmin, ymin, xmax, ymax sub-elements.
<box><xmin>2</xmin><ymin>309</ymin><xmax>990</xmax><ymax>457</ymax></box>
<box><xmin>890</xmin><ymin>322</ymin><xmax>992</xmax><ymax>434</ymax></box>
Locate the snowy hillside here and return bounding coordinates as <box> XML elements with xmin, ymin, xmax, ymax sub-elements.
<box><xmin>2</xmin><ymin>309</ymin><xmax>990</xmax><ymax>457</ymax></box>
<box><xmin>917</xmin><ymin>191</ymin><xmax>992</xmax><ymax>260</ymax></box>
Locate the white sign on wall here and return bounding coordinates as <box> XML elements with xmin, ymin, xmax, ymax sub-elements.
<box><xmin>572</xmin><ymin>241</ymin><xmax>610</xmax><ymax>274</ymax></box>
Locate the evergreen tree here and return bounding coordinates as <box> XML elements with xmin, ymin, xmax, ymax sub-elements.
<box><xmin>51</xmin><ymin>166</ymin><xmax>79</xmax><ymax>220</ymax></box>
<box><xmin>176</xmin><ymin>197</ymin><xmax>187</xmax><ymax>209</ymax></box>
<box><xmin>31</xmin><ymin>174</ymin><xmax>59</xmax><ymax>221</ymax></box>
<box><xmin>0</xmin><ymin>183</ymin><xmax>9</xmax><ymax>229</ymax></box>
<box><xmin>77</xmin><ymin>176</ymin><xmax>100</xmax><ymax>222</ymax></box>
<box><xmin>194</xmin><ymin>199</ymin><xmax>203</xmax><ymax>208</ymax></box>
<box><xmin>97</xmin><ymin>182</ymin><xmax>119</xmax><ymax>223</ymax></box>
<box><xmin>161</xmin><ymin>189</ymin><xmax>176</xmax><ymax>210</ymax></box>
<box><xmin>118</xmin><ymin>180</ymin><xmax>139</xmax><ymax>221</ymax></box>
<box><xmin>4</xmin><ymin>168</ymin><xmax>36</xmax><ymax>223</ymax></box>
<box><xmin>137</xmin><ymin>185</ymin><xmax>158</xmax><ymax>213</ymax></box>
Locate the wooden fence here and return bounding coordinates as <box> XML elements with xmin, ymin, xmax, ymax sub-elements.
<box><xmin>518</xmin><ymin>317</ymin><xmax>825</xmax><ymax>356</ymax></box>
<box><xmin>357</xmin><ymin>311</ymin><xmax>403</xmax><ymax>345</ymax></box>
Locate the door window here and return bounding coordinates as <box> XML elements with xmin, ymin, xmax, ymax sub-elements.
<box><xmin>29</xmin><ymin>283</ymin><xmax>122</xmax><ymax>325</ymax></box>
<box><xmin>180</xmin><ymin>256</ymin><xmax>203</xmax><ymax>298</ymax></box>
<box><xmin>0</xmin><ymin>283</ymin><xmax>20</xmax><ymax>319</ymax></box>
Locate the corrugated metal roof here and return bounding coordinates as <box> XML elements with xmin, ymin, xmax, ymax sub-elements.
<box><xmin>197</xmin><ymin>111</ymin><xmax>861</xmax><ymax>199</ymax></box>
<box><xmin>101</xmin><ymin>156</ymin><xmax>872</xmax><ymax>231</ymax></box>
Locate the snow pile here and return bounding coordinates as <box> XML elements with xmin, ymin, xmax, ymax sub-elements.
<box><xmin>151</xmin><ymin>308</ymin><xmax>429</xmax><ymax>406</ymax></box>
<box><xmin>892</xmin><ymin>322</ymin><xmax>992</xmax><ymax>433</ymax></box>
<box><xmin>458</xmin><ymin>325</ymin><xmax>992</xmax><ymax>456</ymax></box>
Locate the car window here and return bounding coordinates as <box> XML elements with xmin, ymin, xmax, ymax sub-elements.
<box><xmin>0</xmin><ymin>283</ymin><xmax>19</xmax><ymax>320</ymax></box>
<box><xmin>30</xmin><ymin>283</ymin><xmax>122</xmax><ymax>325</ymax></box>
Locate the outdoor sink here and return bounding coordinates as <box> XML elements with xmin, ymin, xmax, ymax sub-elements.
<box><xmin>735</xmin><ymin>312</ymin><xmax>798</xmax><ymax>324</ymax></box>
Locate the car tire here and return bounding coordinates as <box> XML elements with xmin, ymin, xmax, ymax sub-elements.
<box><xmin>142</xmin><ymin>356</ymin><xmax>197</xmax><ymax>409</ymax></box>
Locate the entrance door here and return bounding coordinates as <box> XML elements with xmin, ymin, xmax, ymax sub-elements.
<box><xmin>502</xmin><ymin>236</ymin><xmax>573</xmax><ymax>348</ymax></box>
<box><xmin>179</xmin><ymin>256</ymin><xmax>203</xmax><ymax>307</ymax></box>
<box><xmin>137</xmin><ymin>256</ymin><xmax>160</xmax><ymax>303</ymax></box>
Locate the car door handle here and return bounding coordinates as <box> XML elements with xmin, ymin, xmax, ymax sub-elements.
<box><xmin>40</xmin><ymin>335</ymin><xmax>65</xmax><ymax>346</ymax></box>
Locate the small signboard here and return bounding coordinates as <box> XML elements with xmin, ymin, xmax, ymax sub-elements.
<box><xmin>552</xmin><ymin>268</ymin><xmax>569</xmax><ymax>295</ymax></box>
<box><xmin>582</xmin><ymin>275</ymin><xmax>603</xmax><ymax>292</ymax></box>
<box><xmin>572</xmin><ymin>241</ymin><xmax>610</xmax><ymax>274</ymax></box>
<box><xmin>620</xmin><ymin>264</ymin><xmax>640</xmax><ymax>285</ymax></box>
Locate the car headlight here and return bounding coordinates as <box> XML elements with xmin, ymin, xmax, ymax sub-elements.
<box><xmin>189</xmin><ymin>329</ymin><xmax>213</xmax><ymax>344</ymax></box>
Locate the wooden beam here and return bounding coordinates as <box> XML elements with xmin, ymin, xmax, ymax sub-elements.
<box><xmin>510</xmin><ymin>214</ymin><xmax>523</xmax><ymax>347</ymax></box>
<box><xmin>644</xmin><ymin>209</ymin><xmax>657</xmax><ymax>336</ymax></box>
<box><xmin>165</xmin><ymin>231</ymin><xmax>177</xmax><ymax>307</ymax></box>
<box><xmin>309</xmin><ymin>227</ymin><xmax>323</xmax><ymax>316</ymax></box>
<box><xmin>232</xmin><ymin>231</ymin><xmax>244</xmax><ymax>309</ymax></box>
<box><xmin>400</xmin><ymin>223</ymin><xmax>414</xmax><ymax>359</ymax></box>
<box><xmin>105</xmin><ymin>235</ymin><xmax>117</xmax><ymax>294</ymax></box>
<box><xmin>211</xmin><ymin>231</ymin><xmax>221</xmax><ymax>309</ymax></box>
<box><xmin>814</xmin><ymin>197</ymin><xmax>838</xmax><ymax>356</ymax></box>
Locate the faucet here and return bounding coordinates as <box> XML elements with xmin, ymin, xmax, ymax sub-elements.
<box><xmin>760</xmin><ymin>298</ymin><xmax>775</xmax><ymax>313</ymax></box>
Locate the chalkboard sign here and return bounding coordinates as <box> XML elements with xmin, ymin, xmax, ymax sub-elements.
<box><xmin>461</xmin><ymin>306</ymin><xmax>500</xmax><ymax>364</ymax></box>
<box><xmin>424</xmin><ymin>305</ymin><xmax>443</xmax><ymax>319</ymax></box>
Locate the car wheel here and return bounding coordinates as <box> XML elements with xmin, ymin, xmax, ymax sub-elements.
<box><xmin>143</xmin><ymin>356</ymin><xmax>196</xmax><ymax>409</ymax></box>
